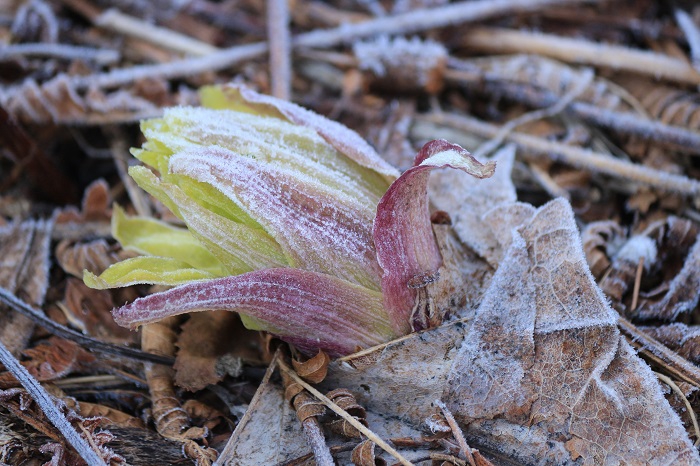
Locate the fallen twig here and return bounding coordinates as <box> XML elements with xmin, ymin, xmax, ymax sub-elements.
<box><xmin>0</xmin><ymin>337</ymin><xmax>107</xmax><ymax>466</ymax></box>
<box><xmin>0</xmin><ymin>43</ymin><xmax>119</xmax><ymax>64</ymax></box>
<box><xmin>0</xmin><ymin>287</ymin><xmax>175</xmax><ymax>366</ymax></box>
<box><xmin>462</xmin><ymin>27</ymin><xmax>700</xmax><ymax>85</ymax></box>
<box><xmin>48</xmin><ymin>0</ymin><xmax>591</xmax><ymax>91</ymax></box>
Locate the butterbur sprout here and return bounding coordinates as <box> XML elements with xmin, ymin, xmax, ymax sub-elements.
<box><xmin>84</xmin><ymin>85</ymin><xmax>495</xmax><ymax>357</ymax></box>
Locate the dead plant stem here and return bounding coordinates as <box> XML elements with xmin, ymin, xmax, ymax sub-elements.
<box><xmin>0</xmin><ymin>337</ymin><xmax>107</xmax><ymax>466</ymax></box>
<box><xmin>462</xmin><ymin>27</ymin><xmax>700</xmax><ymax>85</ymax></box>
<box><xmin>618</xmin><ymin>316</ymin><xmax>700</xmax><ymax>389</ymax></box>
<box><xmin>277</xmin><ymin>359</ymin><xmax>415</xmax><ymax>466</ymax></box>
<box><xmin>65</xmin><ymin>0</ymin><xmax>589</xmax><ymax>91</ymax></box>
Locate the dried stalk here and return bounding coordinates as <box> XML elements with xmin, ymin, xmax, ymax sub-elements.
<box><xmin>462</xmin><ymin>27</ymin><xmax>700</xmax><ymax>85</ymax></box>
<box><xmin>420</xmin><ymin>112</ymin><xmax>700</xmax><ymax>196</ymax></box>
<box><xmin>0</xmin><ymin>43</ymin><xmax>119</xmax><ymax>64</ymax></box>
<box><xmin>63</xmin><ymin>0</ymin><xmax>589</xmax><ymax>91</ymax></box>
<box><xmin>267</xmin><ymin>0</ymin><xmax>292</xmax><ymax>100</ymax></box>
<box><xmin>675</xmin><ymin>9</ymin><xmax>700</xmax><ymax>69</ymax></box>
<box><xmin>95</xmin><ymin>8</ymin><xmax>219</xmax><ymax>56</ymax></box>
<box><xmin>435</xmin><ymin>399</ymin><xmax>475</xmax><ymax>466</ymax></box>
<box><xmin>444</xmin><ymin>71</ymin><xmax>700</xmax><ymax>153</ymax></box>
<box><xmin>277</xmin><ymin>359</ymin><xmax>414</xmax><ymax>466</ymax></box>
<box><xmin>0</xmin><ymin>337</ymin><xmax>106</xmax><ymax>466</ymax></box>
<box><xmin>0</xmin><ymin>287</ymin><xmax>174</xmax><ymax>366</ymax></box>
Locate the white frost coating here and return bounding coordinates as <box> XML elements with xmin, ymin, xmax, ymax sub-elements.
<box><xmin>614</xmin><ymin>235</ymin><xmax>657</xmax><ymax>268</ymax></box>
<box><xmin>353</xmin><ymin>35</ymin><xmax>447</xmax><ymax>83</ymax></box>
<box><xmin>145</xmin><ymin>106</ymin><xmax>390</xmax><ymax>212</ymax></box>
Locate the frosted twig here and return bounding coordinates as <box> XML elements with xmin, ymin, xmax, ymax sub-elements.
<box><xmin>655</xmin><ymin>371</ymin><xmax>700</xmax><ymax>447</ymax></box>
<box><xmin>435</xmin><ymin>399</ymin><xmax>475</xmax><ymax>466</ymax></box>
<box><xmin>300</xmin><ymin>417</ymin><xmax>334</xmax><ymax>466</ymax></box>
<box><xmin>59</xmin><ymin>0</ymin><xmax>587</xmax><ymax>90</ymax></box>
<box><xmin>0</xmin><ymin>337</ymin><xmax>107</xmax><ymax>466</ymax></box>
<box><xmin>675</xmin><ymin>9</ymin><xmax>700</xmax><ymax>69</ymax></box>
<box><xmin>95</xmin><ymin>8</ymin><xmax>219</xmax><ymax>56</ymax></box>
<box><xmin>0</xmin><ymin>287</ymin><xmax>174</xmax><ymax>366</ymax></box>
<box><xmin>472</xmin><ymin>67</ymin><xmax>593</xmax><ymax>159</ymax></box>
<box><xmin>462</xmin><ymin>27</ymin><xmax>700</xmax><ymax>85</ymax></box>
<box><xmin>278</xmin><ymin>359</ymin><xmax>415</xmax><ymax>466</ymax></box>
<box><xmin>0</xmin><ymin>43</ymin><xmax>119</xmax><ymax>64</ymax></box>
<box><xmin>445</xmin><ymin>70</ymin><xmax>700</xmax><ymax>152</ymax></box>
<box><xmin>267</xmin><ymin>0</ymin><xmax>291</xmax><ymax>100</ymax></box>
<box><xmin>421</xmin><ymin>112</ymin><xmax>700</xmax><ymax>196</ymax></box>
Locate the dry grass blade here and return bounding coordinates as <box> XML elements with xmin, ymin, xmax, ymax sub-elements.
<box><xmin>655</xmin><ymin>371</ymin><xmax>700</xmax><ymax>447</ymax></box>
<box><xmin>278</xmin><ymin>359</ymin><xmax>415</xmax><ymax>466</ymax></box>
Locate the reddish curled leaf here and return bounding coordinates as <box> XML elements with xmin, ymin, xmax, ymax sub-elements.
<box><xmin>113</xmin><ymin>269</ymin><xmax>397</xmax><ymax>357</ymax></box>
<box><xmin>373</xmin><ymin>140</ymin><xmax>495</xmax><ymax>333</ymax></box>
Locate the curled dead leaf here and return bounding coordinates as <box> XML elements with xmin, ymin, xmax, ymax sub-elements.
<box><xmin>292</xmin><ymin>349</ymin><xmax>331</xmax><ymax>384</ymax></box>
<box><xmin>351</xmin><ymin>439</ymin><xmax>386</xmax><ymax>466</ymax></box>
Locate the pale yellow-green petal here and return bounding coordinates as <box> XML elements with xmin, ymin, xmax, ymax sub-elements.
<box><xmin>128</xmin><ymin>166</ymin><xmax>288</xmax><ymax>274</ymax></box>
<box><xmin>111</xmin><ymin>205</ymin><xmax>226</xmax><ymax>276</ymax></box>
<box><xmin>83</xmin><ymin>256</ymin><xmax>216</xmax><ymax>289</ymax></box>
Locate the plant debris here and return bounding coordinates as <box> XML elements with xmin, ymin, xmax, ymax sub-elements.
<box><xmin>4</xmin><ymin>0</ymin><xmax>700</xmax><ymax>464</ymax></box>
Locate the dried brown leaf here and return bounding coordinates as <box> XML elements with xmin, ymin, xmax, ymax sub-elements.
<box><xmin>60</xmin><ymin>278</ymin><xmax>136</xmax><ymax>345</ymax></box>
<box><xmin>637</xmin><ymin>233</ymin><xmax>700</xmax><ymax>320</ymax></box>
<box><xmin>174</xmin><ymin>311</ymin><xmax>260</xmax><ymax>391</ymax></box>
<box><xmin>0</xmin><ymin>218</ymin><xmax>52</xmax><ymax>355</ymax></box>
<box><xmin>292</xmin><ymin>350</ymin><xmax>331</xmax><ymax>384</ymax></box>
<box><xmin>351</xmin><ymin>439</ymin><xmax>385</xmax><ymax>466</ymax></box>
<box><xmin>77</xmin><ymin>401</ymin><xmax>145</xmax><ymax>429</ymax></box>
<box><xmin>0</xmin><ymin>337</ymin><xmax>96</xmax><ymax>388</ymax></box>
<box><xmin>326</xmin><ymin>199</ymin><xmax>699</xmax><ymax>465</ymax></box>
<box><xmin>55</xmin><ymin>239</ymin><xmax>132</xmax><ymax>279</ymax></box>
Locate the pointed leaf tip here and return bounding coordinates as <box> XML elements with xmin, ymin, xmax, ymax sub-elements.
<box><xmin>374</xmin><ymin>140</ymin><xmax>496</xmax><ymax>334</ymax></box>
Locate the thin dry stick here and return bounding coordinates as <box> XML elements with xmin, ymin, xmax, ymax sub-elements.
<box><xmin>444</xmin><ymin>71</ymin><xmax>700</xmax><ymax>152</ymax></box>
<box><xmin>655</xmin><ymin>371</ymin><xmax>700</xmax><ymax>447</ymax></box>
<box><xmin>0</xmin><ymin>337</ymin><xmax>107</xmax><ymax>466</ymax></box>
<box><xmin>267</xmin><ymin>0</ymin><xmax>292</xmax><ymax>100</ymax></box>
<box><xmin>0</xmin><ymin>43</ymin><xmax>119</xmax><ymax>64</ymax></box>
<box><xmin>214</xmin><ymin>350</ymin><xmax>281</xmax><ymax>466</ymax></box>
<box><xmin>472</xmin><ymin>68</ymin><xmax>593</xmax><ymax>159</ymax></box>
<box><xmin>277</xmin><ymin>359</ymin><xmax>415</xmax><ymax>466</ymax></box>
<box><xmin>618</xmin><ymin>316</ymin><xmax>700</xmax><ymax>389</ymax></box>
<box><xmin>631</xmin><ymin>257</ymin><xmax>644</xmax><ymax>312</ymax></box>
<box><xmin>63</xmin><ymin>0</ymin><xmax>589</xmax><ymax>91</ymax></box>
<box><xmin>0</xmin><ymin>287</ymin><xmax>174</xmax><ymax>366</ymax></box>
<box><xmin>95</xmin><ymin>8</ymin><xmax>220</xmax><ymax>56</ymax></box>
<box><xmin>422</xmin><ymin>112</ymin><xmax>700</xmax><ymax>196</ymax></box>
<box><xmin>462</xmin><ymin>27</ymin><xmax>700</xmax><ymax>85</ymax></box>
<box><xmin>435</xmin><ymin>399</ymin><xmax>475</xmax><ymax>466</ymax></box>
